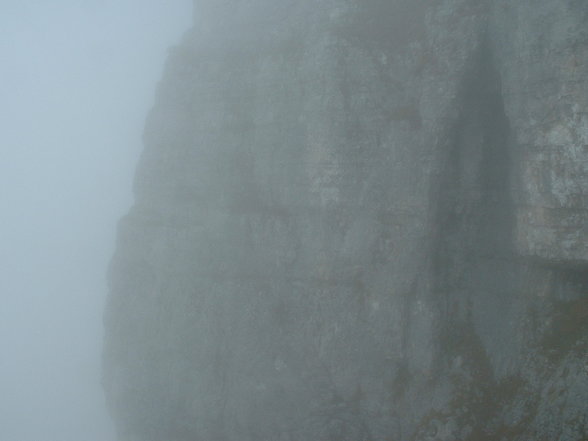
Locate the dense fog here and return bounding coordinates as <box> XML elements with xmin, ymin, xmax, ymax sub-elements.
<box><xmin>0</xmin><ymin>1</ymin><xmax>191</xmax><ymax>440</ymax></box>
<box><xmin>4</xmin><ymin>1</ymin><xmax>587</xmax><ymax>440</ymax></box>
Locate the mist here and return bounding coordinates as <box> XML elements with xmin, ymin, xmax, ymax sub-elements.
<box><xmin>0</xmin><ymin>1</ymin><xmax>191</xmax><ymax>440</ymax></box>
<box><xmin>3</xmin><ymin>1</ymin><xmax>586</xmax><ymax>440</ymax></box>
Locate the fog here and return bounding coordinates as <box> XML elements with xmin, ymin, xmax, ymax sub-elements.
<box><xmin>0</xmin><ymin>1</ymin><xmax>191</xmax><ymax>440</ymax></box>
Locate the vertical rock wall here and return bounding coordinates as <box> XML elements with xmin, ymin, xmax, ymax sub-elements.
<box><xmin>104</xmin><ymin>1</ymin><xmax>588</xmax><ymax>440</ymax></box>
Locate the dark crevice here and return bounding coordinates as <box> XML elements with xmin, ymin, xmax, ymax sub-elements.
<box><xmin>430</xmin><ymin>39</ymin><xmax>516</xmax><ymax>315</ymax></box>
<box><xmin>424</xmin><ymin>39</ymin><xmax>519</xmax><ymax>436</ymax></box>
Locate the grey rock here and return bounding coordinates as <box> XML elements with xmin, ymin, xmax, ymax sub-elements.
<box><xmin>104</xmin><ymin>1</ymin><xmax>588</xmax><ymax>440</ymax></box>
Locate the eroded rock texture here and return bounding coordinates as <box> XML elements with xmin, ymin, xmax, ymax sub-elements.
<box><xmin>104</xmin><ymin>1</ymin><xmax>588</xmax><ymax>440</ymax></box>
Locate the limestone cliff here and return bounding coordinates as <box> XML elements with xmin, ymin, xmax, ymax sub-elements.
<box><xmin>104</xmin><ymin>1</ymin><xmax>588</xmax><ymax>440</ymax></box>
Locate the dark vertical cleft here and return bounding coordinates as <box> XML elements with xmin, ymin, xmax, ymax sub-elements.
<box><xmin>427</xmin><ymin>38</ymin><xmax>517</xmax><ymax>421</ymax></box>
<box><xmin>431</xmin><ymin>38</ymin><xmax>515</xmax><ymax>312</ymax></box>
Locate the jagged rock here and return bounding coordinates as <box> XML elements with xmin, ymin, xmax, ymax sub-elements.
<box><xmin>104</xmin><ymin>1</ymin><xmax>588</xmax><ymax>440</ymax></box>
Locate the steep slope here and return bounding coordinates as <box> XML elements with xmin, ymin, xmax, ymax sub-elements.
<box><xmin>104</xmin><ymin>1</ymin><xmax>588</xmax><ymax>440</ymax></box>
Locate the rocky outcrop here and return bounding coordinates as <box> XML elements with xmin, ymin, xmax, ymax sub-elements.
<box><xmin>104</xmin><ymin>1</ymin><xmax>588</xmax><ymax>440</ymax></box>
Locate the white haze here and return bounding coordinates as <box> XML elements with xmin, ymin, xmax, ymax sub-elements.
<box><xmin>0</xmin><ymin>1</ymin><xmax>191</xmax><ymax>440</ymax></box>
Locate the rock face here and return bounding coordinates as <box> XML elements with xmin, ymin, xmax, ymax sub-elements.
<box><xmin>103</xmin><ymin>1</ymin><xmax>588</xmax><ymax>440</ymax></box>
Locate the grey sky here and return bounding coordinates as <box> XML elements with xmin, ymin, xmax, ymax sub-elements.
<box><xmin>0</xmin><ymin>1</ymin><xmax>191</xmax><ymax>439</ymax></box>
